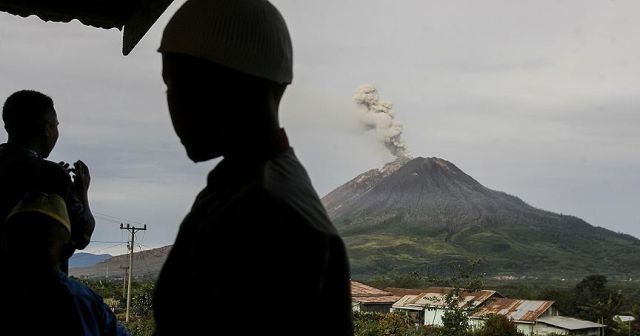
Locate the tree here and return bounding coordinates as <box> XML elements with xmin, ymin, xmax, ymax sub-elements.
<box><xmin>353</xmin><ymin>311</ymin><xmax>436</xmax><ymax>336</ymax></box>
<box><xmin>570</xmin><ymin>275</ymin><xmax>622</xmax><ymax>331</ymax></box>
<box><xmin>439</xmin><ymin>304</ymin><xmax>470</xmax><ymax>336</ymax></box>
<box><xmin>432</xmin><ymin>259</ymin><xmax>483</xmax><ymax>336</ymax></box>
<box><xmin>475</xmin><ymin>314</ymin><xmax>524</xmax><ymax>336</ymax></box>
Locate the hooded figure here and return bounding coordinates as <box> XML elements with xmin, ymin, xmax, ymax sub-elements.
<box><xmin>153</xmin><ymin>1</ymin><xmax>354</xmax><ymax>335</ymax></box>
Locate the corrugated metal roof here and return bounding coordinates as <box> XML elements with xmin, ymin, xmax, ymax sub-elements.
<box><xmin>614</xmin><ymin>315</ymin><xmax>635</xmax><ymax>323</ymax></box>
<box><xmin>0</xmin><ymin>0</ymin><xmax>174</xmax><ymax>55</ymax></box>
<box><xmin>356</xmin><ymin>295</ymin><xmax>401</xmax><ymax>304</ymax></box>
<box><xmin>352</xmin><ymin>281</ymin><xmax>394</xmax><ymax>297</ymax></box>
<box><xmin>386</xmin><ymin>286</ymin><xmax>500</xmax><ymax>305</ymax></box>
<box><xmin>537</xmin><ymin>316</ymin><xmax>606</xmax><ymax>330</ymax></box>
<box><xmin>391</xmin><ymin>287</ymin><xmax>499</xmax><ymax>310</ymax></box>
<box><xmin>385</xmin><ymin>287</ymin><xmax>427</xmax><ymax>297</ymax></box>
<box><xmin>392</xmin><ymin>294</ymin><xmax>425</xmax><ymax>311</ymax></box>
<box><xmin>471</xmin><ymin>298</ymin><xmax>554</xmax><ymax>322</ymax></box>
<box><xmin>351</xmin><ymin>281</ymin><xmax>400</xmax><ymax>304</ymax></box>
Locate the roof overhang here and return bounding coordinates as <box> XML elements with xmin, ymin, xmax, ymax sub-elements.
<box><xmin>0</xmin><ymin>0</ymin><xmax>174</xmax><ymax>55</ymax></box>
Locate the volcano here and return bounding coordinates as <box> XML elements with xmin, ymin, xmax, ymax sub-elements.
<box><xmin>322</xmin><ymin>157</ymin><xmax>640</xmax><ymax>279</ymax></box>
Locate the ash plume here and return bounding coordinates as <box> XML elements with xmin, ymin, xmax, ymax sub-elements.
<box><xmin>353</xmin><ymin>84</ymin><xmax>411</xmax><ymax>158</ymax></box>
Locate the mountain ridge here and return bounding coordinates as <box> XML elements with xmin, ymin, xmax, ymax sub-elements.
<box><xmin>322</xmin><ymin>156</ymin><xmax>640</xmax><ymax>279</ymax></box>
<box><xmin>70</xmin><ymin>245</ymin><xmax>171</xmax><ymax>279</ymax></box>
<box><xmin>69</xmin><ymin>252</ymin><xmax>112</xmax><ymax>269</ymax></box>
<box><xmin>71</xmin><ymin>156</ymin><xmax>640</xmax><ymax>280</ymax></box>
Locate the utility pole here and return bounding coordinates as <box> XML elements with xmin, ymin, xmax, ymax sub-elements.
<box><xmin>120</xmin><ymin>223</ymin><xmax>147</xmax><ymax>322</ymax></box>
<box><xmin>120</xmin><ymin>266</ymin><xmax>129</xmax><ymax>300</ymax></box>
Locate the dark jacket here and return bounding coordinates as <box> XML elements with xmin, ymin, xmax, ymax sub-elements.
<box><xmin>153</xmin><ymin>148</ymin><xmax>354</xmax><ymax>336</ymax></box>
<box><xmin>0</xmin><ymin>144</ymin><xmax>94</xmax><ymax>262</ymax></box>
<box><xmin>1</xmin><ymin>270</ymin><xmax>130</xmax><ymax>336</ymax></box>
<box><xmin>61</xmin><ymin>271</ymin><xmax>131</xmax><ymax>336</ymax></box>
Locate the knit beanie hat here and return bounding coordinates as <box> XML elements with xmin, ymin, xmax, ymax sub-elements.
<box><xmin>7</xmin><ymin>192</ymin><xmax>71</xmax><ymax>234</ymax></box>
<box><xmin>159</xmin><ymin>0</ymin><xmax>293</xmax><ymax>84</ymax></box>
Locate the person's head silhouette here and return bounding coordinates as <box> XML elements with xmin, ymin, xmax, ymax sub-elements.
<box><xmin>3</xmin><ymin>191</ymin><xmax>129</xmax><ymax>336</ymax></box>
<box><xmin>158</xmin><ymin>0</ymin><xmax>293</xmax><ymax>162</ymax></box>
<box><xmin>2</xmin><ymin>90</ymin><xmax>59</xmax><ymax>158</ymax></box>
<box><xmin>4</xmin><ymin>191</ymin><xmax>71</xmax><ymax>271</ymax></box>
<box><xmin>152</xmin><ymin>2</ymin><xmax>354</xmax><ymax>335</ymax></box>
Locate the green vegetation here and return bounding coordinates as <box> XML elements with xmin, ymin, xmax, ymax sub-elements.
<box><xmin>343</xmin><ymin>225</ymin><xmax>640</xmax><ymax>280</ymax></box>
<box><xmin>76</xmin><ymin>277</ymin><xmax>155</xmax><ymax>336</ymax></box>
<box><xmin>361</xmin><ymin>271</ymin><xmax>640</xmax><ymax>336</ymax></box>
<box><xmin>78</xmin><ymin>270</ymin><xmax>640</xmax><ymax>336</ymax></box>
<box><xmin>354</xmin><ymin>312</ymin><xmax>525</xmax><ymax>336</ymax></box>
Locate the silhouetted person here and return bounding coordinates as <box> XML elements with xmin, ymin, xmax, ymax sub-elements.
<box><xmin>1</xmin><ymin>192</ymin><xmax>129</xmax><ymax>336</ymax></box>
<box><xmin>152</xmin><ymin>1</ymin><xmax>354</xmax><ymax>335</ymax></box>
<box><xmin>0</xmin><ymin>90</ymin><xmax>95</xmax><ymax>273</ymax></box>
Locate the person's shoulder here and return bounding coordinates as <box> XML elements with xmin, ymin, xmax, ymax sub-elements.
<box><xmin>62</xmin><ymin>275</ymin><xmax>102</xmax><ymax>300</ymax></box>
<box><xmin>40</xmin><ymin>159</ymin><xmax>68</xmax><ymax>173</ymax></box>
<box><xmin>263</xmin><ymin>151</ymin><xmax>339</xmax><ymax>233</ymax></box>
<box><xmin>262</xmin><ymin>150</ymin><xmax>312</xmax><ymax>196</ymax></box>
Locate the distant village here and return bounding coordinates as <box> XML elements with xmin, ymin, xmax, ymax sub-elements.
<box><xmin>351</xmin><ymin>281</ymin><xmax>632</xmax><ymax>336</ymax></box>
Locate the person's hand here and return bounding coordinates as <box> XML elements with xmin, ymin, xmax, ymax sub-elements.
<box><xmin>71</xmin><ymin>160</ymin><xmax>91</xmax><ymax>194</ymax></box>
<box><xmin>58</xmin><ymin>161</ymin><xmax>73</xmax><ymax>174</ymax></box>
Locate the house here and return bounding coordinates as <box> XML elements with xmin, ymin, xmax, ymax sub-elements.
<box><xmin>390</xmin><ymin>292</ymin><xmax>430</xmax><ymax>324</ymax></box>
<box><xmin>385</xmin><ymin>287</ymin><xmax>427</xmax><ymax>297</ymax></box>
<box><xmin>470</xmin><ymin>298</ymin><xmax>557</xmax><ymax>335</ymax></box>
<box><xmin>383</xmin><ymin>285</ymin><xmax>607</xmax><ymax>335</ymax></box>
<box><xmin>351</xmin><ymin>281</ymin><xmax>400</xmax><ymax>313</ymax></box>
<box><xmin>390</xmin><ymin>287</ymin><xmax>502</xmax><ymax>326</ymax></box>
<box><xmin>535</xmin><ymin>316</ymin><xmax>606</xmax><ymax>335</ymax></box>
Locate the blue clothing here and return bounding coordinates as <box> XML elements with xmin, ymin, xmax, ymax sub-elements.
<box><xmin>1</xmin><ymin>270</ymin><xmax>130</xmax><ymax>335</ymax></box>
<box><xmin>59</xmin><ymin>272</ymin><xmax>131</xmax><ymax>336</ymax></box>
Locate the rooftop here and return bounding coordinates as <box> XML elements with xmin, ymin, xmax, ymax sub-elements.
<box><xmin>351</xmin><ymin>281</ymin><xmax>400</xmax><ymax>305</ymax></box>
<box><xmin>392</xmin><ymin>287</ymin><xmax>500</xmax><ymax>310</ymax></box>
<box><xmin>471</xmin><ymin>298</ymin><xmax>554</xmax><ymax>322</ymax></box>
<box><xmin>537</xmin><ymin>316</ymin><xmax>606</xmax><ymax>330</ymax></box>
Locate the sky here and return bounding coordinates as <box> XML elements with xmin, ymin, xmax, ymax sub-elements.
<box><xmin>0</xmin><ymin>0</ymin><xmax>638</xmax><ymax>257</ymax></box>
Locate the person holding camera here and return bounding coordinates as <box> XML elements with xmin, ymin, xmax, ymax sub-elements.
<box><xmin>0</xmin><ymin>89</ymin><xmax>95</xmax><ymax>273</ymax></box>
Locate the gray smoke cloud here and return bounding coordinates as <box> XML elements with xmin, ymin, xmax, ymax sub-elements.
<box><xmin>353</xmin><ymin>84</ymin><xmax>411</xmax><ymax>158</ymax></box>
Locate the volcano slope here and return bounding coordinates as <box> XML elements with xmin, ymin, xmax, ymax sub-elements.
<box><xmin>322</xmin><ymin>157</ymin><xmax>640</xmax><ymax>279</ymax></box>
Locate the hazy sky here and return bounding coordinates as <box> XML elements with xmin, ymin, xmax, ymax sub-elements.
<box><xmin>1</xmin><ymin>0</ymin><xmax>638</xmax><ymax>257</ymax></box>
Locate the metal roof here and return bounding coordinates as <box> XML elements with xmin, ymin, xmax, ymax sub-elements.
<box><xmin>471</xmin><ymin>298</ymin><xmax>554</xmax><ymax>322</ymax></box>
<box><xmin>355</xmin><ymin>295</ymin><xmax>401</xmax><ymax>304</ymax></box>
<box><xmin>0</xmin><ymin>0</ymin><xmax>174</xmax><ymax>55</ymax></box>
<box><xmin>537</xmin><ymin>316</ymin><xmax>606</xmax><ymax>330</ymax></box>
<box><xmin>385</xmin><ymin>287</ymin><xmax>428</xmax><ymax>297</ymax></box>
<box><xmin>392</xmin><ymin>294</ymin><xmax>426</xmax><ymax>311</ymax></box>
<box><xmin>614</xmin><ymin>315</ymin><xmax>636</xmax><ymax>323</ymax></box>
<box><xmin>391</xmin><ymin>287</ymin><xmax>500</xmax><ymax>310</ymax></box>
<box><xmin>352</xmin><ymin>281</ymin><xmax>394</xmax><ymax>297</ymax></box>
<box><xmin>351</xmin><ymin>281</ymin><xmax>400</xmax><ymax>305</ymax></box>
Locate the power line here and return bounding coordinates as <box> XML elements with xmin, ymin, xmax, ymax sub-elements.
<box><xmin>94</xmin><ymin>211</ymin><xmax>146</xmax><ymax>226</ymax></box>
<box><xmin>82</xmin><ymin>242</ymin><xmax>128</xmax><ymax>255</ymax></box>
<box><xmin>90</xmin><ymin>240</ymin><xmax>126</xmax><ymax>244</ymax></box>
